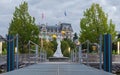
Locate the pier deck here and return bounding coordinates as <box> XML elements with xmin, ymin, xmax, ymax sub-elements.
<box><xmin>0</xmin><ymin>62</ymin><xmax>114</xmax><ymax>75</ymax></box>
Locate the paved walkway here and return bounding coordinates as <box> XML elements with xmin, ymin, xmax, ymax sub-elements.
<box><xmin>1</xmin><ymin>62</ymin><xmax>113</xmax><ymax>75</ymax></box>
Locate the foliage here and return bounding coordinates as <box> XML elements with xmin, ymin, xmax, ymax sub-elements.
<box><xmin>73</xmin><ymin>33</ymin><xmax>78</xmax><ymax>41</ymax></box>
<box><xmin>8</xmin><ymin>2</ymin><xmax>39</xmax><ymax>53</ymax></box>
<box><xmin>50</xmin><ymin>39</ymin><xmax>58</xmax><ymax>53</ymax></box>
<box><xmin>61</xmin><ymin>40</ymin><xmax>69</xmax><ymax>54</ymax></box>
<box><xmin>79</xmin><ymin>3</ymin><xmax>117</xmax><ymax>43</ymax></box>
<box><xmin>61</xmin><ymin>38</ymin><xmax>75</xmax><ymax>57</ymax></box>
<box><xmin>112</xmin><ymin>50</ymin><xmax>117</xmax><ymax>55</ymax></box>
<box><xmin>63</xmin><ymin>38</ymin><xmax>76</xmax><ymax>50</ymax></box>
<box><xmin>2</xmin><ymin>49</ymin><xmax>7</xmax><ymax>55</ymax></box>
<box><xmin>46</xmin><ymin>49</ymin><xmax>54</xmax><ymax>57</ymax></box>
<box><xmin>63</xmin><ymin>49</ymin><xmax>70</xmax><ymax>57</ymax></box>
<box><xmin>2</xmin><ymin>42</ymin><xmax>7</xmax><ymax>55</ymax></box>
<box><xmin>118</xmin><ymin>33</ymin><xmax>120</xmax><ymax>39</ymax></box>
<box><xmin>42</xmin><ymin>40</ymin><xmax>54</xmax><ymax>57</ymax></box>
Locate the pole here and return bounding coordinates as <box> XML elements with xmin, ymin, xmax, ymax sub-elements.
<box><xmin>7</xmin><ymin>35</ymin><xmax>14</xmax><ymax>71</ymax></box>
<box><xmin>87</xmin><ymin>40</ymin><xmax>89</xmax><ymax>66</ymax></box>
<box><xmin>79</xmin><ymin>45</ymin><xmax>82</xmax><ymax>64</ymax></box>
<box><xmin>7</xmin><ymin>35</ymin><xmax>10</xmax><ymax>72</ymax></box>
<box><xmin>16</xmin><ymin>34</ymin><xmax>19</xmax><ymax>69</ymax></box>
<box><xmin>28</xmin><ymin>41</ymin><xmax>30</xmax><ymax>65</ymax></box>
<box><xmin>103</xmin><ymin>34</ymin><xmax>112</xmax><ymax>72</ymax></box>
<box><xmin>35</xmin><ymin>45</ymin><xmax>38</xmax><ymax>63</ymax></box>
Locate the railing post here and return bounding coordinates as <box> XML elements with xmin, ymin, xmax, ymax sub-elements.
<box><xmin>28</xmin><ymin>41</ymin><xmax>31</xmax><ymax>65</ymax></box>
<box><xmin>99</xmin><ymin>34</ymin><xmax>102</xmax><ymax>70</ymax></box>
<box><xmin>87</xmin><ymin>40</ymin><xmax>89</xmax><ymax>66</ymax></box>
<box><xmin>35</xmin><ymin>45</ymin><xmax>38</xmax><ymax>63</ymax></box>
<box><xmin>79</xmin><ymin>45</ymin><xmax>82</xmax><ymax>64</ymax></box>
<box><xmin>16</xmin><ymin>34</ymin><xmax>19</xmax><ymax>69</ymax></box>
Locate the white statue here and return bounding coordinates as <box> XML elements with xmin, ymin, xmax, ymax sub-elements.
<box><xmin>53</xmin><ymin>36</ymin><xmax>63</xmax><ymax>57</ymax></box>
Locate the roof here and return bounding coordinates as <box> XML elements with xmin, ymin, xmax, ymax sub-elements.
<box><xmin>38</xmin><ymin>23</ymin><xmax>73</xmax><ymax>32</ymax></box>
<box><xmin>60</xmin><ymin>23</ymin><xmax>73</xmax><ymax>32</ymax></box>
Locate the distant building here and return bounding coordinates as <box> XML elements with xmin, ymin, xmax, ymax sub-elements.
<box><xmin>38</xmin><ymin>23</ymin><xmax>73</xmax><ymax>41</ymax></box>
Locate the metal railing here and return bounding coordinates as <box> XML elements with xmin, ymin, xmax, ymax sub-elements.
<box><xmin>70</xmin><ymin>35</ymin><xmax>103</xmax><ymax>70</ymax></box>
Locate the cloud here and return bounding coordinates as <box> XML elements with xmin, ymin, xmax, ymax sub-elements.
<box><xmin>0</xmin><ymin>0</ymin><xmax>120</xmax><ymax>37</ymax></box>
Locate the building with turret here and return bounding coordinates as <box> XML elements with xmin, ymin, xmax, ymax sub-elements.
<box><xmin>38</xmin><ymin>23</ymin><xmax>73</xmax><ymax>41</ymax></box>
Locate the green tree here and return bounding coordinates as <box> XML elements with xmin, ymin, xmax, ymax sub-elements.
<box><xmin>80</xmin><ymin>3</ymin><xmax>117</xmax><ymax>43</ymax></box>
<box><xmin>8</xmin><ymin>2</ymin><xmax>39</xmax><ymax>53</ymax></box>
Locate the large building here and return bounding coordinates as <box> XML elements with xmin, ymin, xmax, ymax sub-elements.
<box><xmin>38</xmin><ymin>23</ymin><xmax>73</xmax><ymax>41</ymax></box>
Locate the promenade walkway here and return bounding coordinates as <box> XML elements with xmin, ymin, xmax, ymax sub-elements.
<box><xmin>0</xmin><ymin>62</ymin><xmax>113</xmax><ymax>75</ymax></box>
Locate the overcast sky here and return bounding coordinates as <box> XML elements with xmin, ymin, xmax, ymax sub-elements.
<box><xmin>0</xmin><ymin>0</ymin><xmax>120</xmax><ymax>36</ymax></box>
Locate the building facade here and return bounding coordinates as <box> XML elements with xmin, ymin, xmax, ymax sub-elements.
<box><xmin>38</xmin><ymin>23</ymin><xmax>73</xmax><ymax>41</ymax></box>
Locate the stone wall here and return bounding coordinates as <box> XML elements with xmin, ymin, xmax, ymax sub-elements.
<box><xmin>82</xmin><ymin>54</ymin><xmax>120</xmax><ymax>62</ymax></box>
<box><xmin>112</xmin><ymin>55</ymin><xmax>120</xmax><ymax>62</ymax></box>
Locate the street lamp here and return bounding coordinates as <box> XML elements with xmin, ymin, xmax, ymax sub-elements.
<box><xmin>61</xmin><ymin>30</ymin><xmax>66</xmax><ymax>39</ymax></box>
<box><xmin>117</xmin><ymin>41</ymin><xmax>120</xmax><ymax>54</ymax></box>
<box><xmin>68</xmin><ymin>47</ymin><xmax>71</xmax><ymax>53</ymax></box>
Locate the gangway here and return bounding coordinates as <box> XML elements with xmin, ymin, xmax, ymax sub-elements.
<box><xmin>0</xmin><ymin>62</ymin><xmax>113</xmax><ymax>75</ymax></box>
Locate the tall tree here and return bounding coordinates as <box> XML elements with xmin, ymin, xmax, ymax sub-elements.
<box><xmin>80</xmin><ymin>3</ymin><xmax>117</xmax><ymax>43</ymax></box>
<box><xmin>8</xmin><ymin>2</ymin><xmax>39</xmax><ymax>53</ymax></box>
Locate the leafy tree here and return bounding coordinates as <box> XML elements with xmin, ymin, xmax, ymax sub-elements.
<box><xmin>80</xmin><ymin>3</ymin><xmax>117</xmax><ymax>43</ymax></box>
<box><xmin>8</xmin><ymin>2</ymin><xmax>39</xmax><ymax>53</ymax></box>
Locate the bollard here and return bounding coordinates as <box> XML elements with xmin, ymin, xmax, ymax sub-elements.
<box><xmin>103</xmin><ymin>34</ymin><xmax>112</xmax><ymax>73</ymax></box>
<box><xmin>7</xmin><ymin>35</ymin><xmax>14</xmax><ymax>72</ymax></box>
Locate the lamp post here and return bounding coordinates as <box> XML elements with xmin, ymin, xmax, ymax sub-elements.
<box><xmin>117</xmin><ymin>41</ymin><xmax>120</xmax><ymax>54</ymax></box>
<box><xmin>68</xmin><ymin>47</ymin><xmax>70</xmax><ymax>53</ymax></box>
<box><xmin>61</xmin><ymin>30</ymin><xmax>65</xmax><ymax>39</ymax></box>
<box><xmin>75</xmin><ymin>40</ymin><xmax>80</xmax><ymax>62</ymax></box>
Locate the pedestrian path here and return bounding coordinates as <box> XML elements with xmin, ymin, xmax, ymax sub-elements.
<box><xmin>1</xmin><ymin>62</ymin><xmax>113</xmax><ymax>75</ymax></box>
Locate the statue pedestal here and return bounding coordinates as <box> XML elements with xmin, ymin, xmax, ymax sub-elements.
<box><xmin>49</xmin><ymin>57</ymin><xmax>69</xmax><ymax>62</ymax></box>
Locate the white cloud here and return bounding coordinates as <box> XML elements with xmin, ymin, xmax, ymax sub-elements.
<box><xmin>0</xmin><ymin>0</ymin><xmax>120</xmax><ymax>37</ymax></box>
